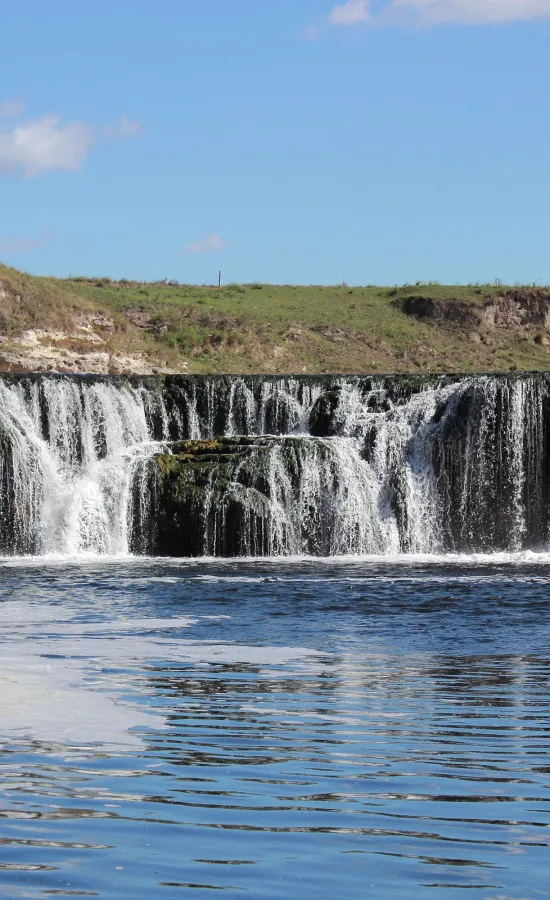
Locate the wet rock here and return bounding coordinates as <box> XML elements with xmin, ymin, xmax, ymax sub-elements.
<box><xmin>144</xmin><ymin>436</ymin><xmax>338</xmax><ymax>557</ymax></box>
<box><xmin>309</xmin><ymin>390</ymin><xmax>341</xmax><ymax>436</ymax></box>
<box><xmin>147</xmin><ymin>438</ymin><xmax>280</xmax><ymax>557</ymax></box>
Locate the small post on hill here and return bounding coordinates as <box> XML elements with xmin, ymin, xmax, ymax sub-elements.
<box><xmin>218</xmin><ymin>270</ymin><xmax>222</xmax><ymax>288</ymax></box>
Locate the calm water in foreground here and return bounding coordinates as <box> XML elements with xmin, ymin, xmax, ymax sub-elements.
<box><xmin>0</xmin><ymin>556</ymin><xmax>549</xmax><ymax>899</ymax></box>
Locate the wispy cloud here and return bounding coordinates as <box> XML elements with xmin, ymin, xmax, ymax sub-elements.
<box><xmin>392</xmin><ymin>0</ymin><xmax>550</xmax><ymax>25</ymax></box>
<box><xmin>0</xmin><ymin>227</ymin><xmax>55</xmax><ymax>255</ymax></box>
<box><xmin>328</xmin><ymin>0</ymin><xmax>372</xmax><ymax>25</ymax></box>
<box><xmin>314</xmin><ymin>0</ymin><xmax>550</xmax><ymax>32</ymax></box>
<box><xmin>185</xmin><ymin>234</ymin><xmax>227</xmax><ymax>254</ymax></box>
<box><xmin>0</xmin><ymin>99</ymin><xmax>24</xmax><ymax>119</ymax></box>
<box><xmin>0</xmin><ymin>102</ymin><xmax>143</xmax><ymax>178</ymax></box>
<box><xmin>104</xmin><ymin>115</ymin><xmax>143</xmax><ymax>138</ymax></box>
<box><xmin>305</xmin><ymin>23</ymin><xmax>322</xmax><ymax>39</ymax></box>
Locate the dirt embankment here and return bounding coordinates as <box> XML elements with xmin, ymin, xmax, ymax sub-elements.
<box><xmin>0</xmin><ymin>273</ymin><xmax>179</xmax><ymax>374</ymax></box>
<box><xmin>397</xmin><ymin>288</ymin><xmax>550</xmax><ymax>347</ymax></box>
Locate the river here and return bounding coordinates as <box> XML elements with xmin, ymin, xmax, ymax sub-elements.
<box><xmin>0</xmin><ymin>556</ymin><xmax>548</xmax><ymax>899</ymax></box>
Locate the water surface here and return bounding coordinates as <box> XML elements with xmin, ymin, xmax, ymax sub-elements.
<box><xmin>0</xmin><ymin>556</ymin><xmax>549</xmax><ymax>899</ymax></box>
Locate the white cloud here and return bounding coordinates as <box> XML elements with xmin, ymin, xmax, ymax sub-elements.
<box><xmin>0</xmin><ymin>114</ymin><xmax>94</xmax><ymax>178</ymax></box>
<box><xmin>328</xmin><ymin>0</ymin><xmax>372</xmax><ymax>25</ymax></box>
<box><xmin>321</xmin><ymin>0</ymin><xmax>550</xmax><ymax>28</ymax></box>
<box><xmin>104</xmin><ymin>115</ymin><xmax>143</xmax><ymax>138</ymax></box>
<box><xmin>0</xmin><ymin>99</ymin><xmax>24</xmax><ymax>119</ymax></box>
<box><xmin>0</xmin><ymin>104</ymin><xmax>144</xmax><ymax>178</ymax></box>
<box><xmin>185</xmin><ymin>233</ymin><xmax>227</xmax><ymax>254</ymax></box>
<box><xmin>392</xmin><ymin>0</ymin><xmax>550</xmax><ymax>25</ymax></box>
<box><xmin>0</xmin><ymin>227</ymin><xmax>55</xmax><ymax>255</ymax></box>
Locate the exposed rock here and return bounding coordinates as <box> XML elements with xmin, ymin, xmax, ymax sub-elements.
<box><xmin>284</xmin><ymin>325</ymin><xmax>303</xmax><ymax>341</ymax></box>
<box><xmin>73</xmin><ymin>311</ymin><xmax>115</xmax><ymax>334</ymax></box>
<box><xmin>0</xmin><ymin>338</ymin><xmax>182</xmax><ymax>375</ymax></box>
<box><xmin>309</xmin><ymin>390</ymin><xmax>341</xmax><ymax>436</ymax></box>
<box><xmin>396</xmin><ymin>289</ymin><xmax>550</xmax><ymax>348</ymax></box>
<box><xmin>484</xmin><ymin>289</ymin><xmax>550</xmax><ymax>329</ymax></box>
<box><xmin>148</xmin><ymin>438</ymin><xmax>283</xmax><ymax>556</ymax></box>
<box><xmin>145</xmin><ymin>434</ymin><xmax>368</xmax><ymax>557</ymax></box>
<box><xmin>124</xmin><ymin>308</ymin><xmax>168</xmax><ymax>334</ymax></box>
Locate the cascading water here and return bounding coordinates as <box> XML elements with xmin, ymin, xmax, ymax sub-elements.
<box><xmin>0</xmin><ymin>377</ymin><xmax>169</xmax><ymax>555</ymax></box>
<box><xmin>0</xmin><ymin>372</ymin><xmax>549</xmax><ymax>557</ymax></box>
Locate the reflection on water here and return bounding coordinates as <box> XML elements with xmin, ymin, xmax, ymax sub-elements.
<box><xmin>0</xmin><ymin>558</ymin><xmax>549</xmax><ymax>898</ymax></box>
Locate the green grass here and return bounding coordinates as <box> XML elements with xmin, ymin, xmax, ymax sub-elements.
<box><xmin>1</xmin><ymin>261</ymin><xmax>550</xmax><ymax>374</ymax></box>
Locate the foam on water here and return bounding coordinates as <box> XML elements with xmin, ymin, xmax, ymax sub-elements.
<box><xmin>5</xmin><ymin>550</ymin><xmax>550</xmax><ymax>568</ymax></box>
<box><xmin>0</xmin><ymin>603</ymin><xmax>319</xmax><ymax>753</ymax></box>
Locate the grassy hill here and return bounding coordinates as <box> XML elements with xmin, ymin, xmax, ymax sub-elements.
<box><xmin>1</xmin><ymin>261</ymin><xmax>550</xmax><ymax>374</ymax></box>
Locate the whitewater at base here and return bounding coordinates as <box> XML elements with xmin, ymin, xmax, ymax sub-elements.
<box><xmin>0</xmin><ymin>371</ymin><xmax>549</xmax><ymax>557</ymax></box>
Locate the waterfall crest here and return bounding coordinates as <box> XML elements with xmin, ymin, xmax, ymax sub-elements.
<box><xmin>0</xmin><ymin>373</ymin><xmax>548</xmax><ymax>557</ymax></box>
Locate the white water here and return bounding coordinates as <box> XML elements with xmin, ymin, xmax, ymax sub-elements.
<box><xmin>0</xmin><ymin>378</ymin><xmax>169</xmax><ymax>555</ymax></box>
<box><xmin>256</xmin><ymin>437</ymin><xmax>397</xmax><ymax>556</ymax></box>
<box><xmin>0</xmin><ymin>374</ymin><xmax>547</xmax><ymax>557</ymax></box>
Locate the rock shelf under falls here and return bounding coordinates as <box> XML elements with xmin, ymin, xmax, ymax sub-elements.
<box><xmin>0</xmin><ymin>372</ymin><xmax>549</xmax><ymax>556</ymax></box>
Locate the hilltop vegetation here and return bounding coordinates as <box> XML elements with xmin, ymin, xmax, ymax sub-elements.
<box><xmin>1</xmin><ymin>261</ymin><xmax>550</xmax><ymax>374</ymax></box>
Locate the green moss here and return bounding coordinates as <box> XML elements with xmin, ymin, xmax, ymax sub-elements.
<box><xmin>169</xmin><ymin>439</ymin><xmax>224</xmax><ymax>459</ymax></box>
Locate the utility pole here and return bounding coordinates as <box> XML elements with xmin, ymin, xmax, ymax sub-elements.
<box><xmin>218</xmin><ymin>270</ymin><xmax>222</xmax><ymax>288</ymax></box>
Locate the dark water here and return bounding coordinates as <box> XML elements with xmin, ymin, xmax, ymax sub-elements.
<box><xmin>0</xmin><ymin>556</ymin><xmax>549</xmax><ymax>899</ymax></box>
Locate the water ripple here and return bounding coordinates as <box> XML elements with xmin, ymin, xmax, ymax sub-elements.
<box><xmin>0</xmin><ymin>560</ymin><xmax>549</xmax><ymax>899</ymax></box>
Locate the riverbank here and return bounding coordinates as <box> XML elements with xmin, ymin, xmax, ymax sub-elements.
<box><xmin>1</xmin><ymin>262</ymin><xmax>550</xmax><ymax>374</ymax></box>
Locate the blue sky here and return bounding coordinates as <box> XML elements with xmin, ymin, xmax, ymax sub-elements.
<box><xmin>1</xmin><ymin>0</ymin><xmax>550</xmax><ymax>285</ymax></box>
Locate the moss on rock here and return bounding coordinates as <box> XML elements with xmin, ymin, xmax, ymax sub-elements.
<box><xmin>147</xmin><ymin>436</ymin><xmax>321</xmax><ymax>557</ymax></box>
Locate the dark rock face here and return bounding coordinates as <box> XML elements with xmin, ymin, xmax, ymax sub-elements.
<box><xmin>143</xmin><ymin>437</ymin><xmax>343</xmax><ymax>557</ymax></box>
<box><xmin>420</xmin><ymin>377</ymin><xmax>549</xmax><ymax>552</ymax></box>
<box><xmin>309</xmin><ymin>391</ymin><xmax>341</xmax><ymax>436</ymax></box>
<box><xmin>146</xmin><ymin>439</ymin><xmax>272</xmax><ymax>557</ymax></box>
<box><xmin>0</xmin><ymin>425</ymin><xmax>17</xmax><ymax>552</ymax></box>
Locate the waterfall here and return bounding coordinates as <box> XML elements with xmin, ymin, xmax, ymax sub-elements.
<box><xmin>0</xmin><ymin>376</ymin><xmax>169</xmax><ymax>555</ymax></box>
<box><xmin>0</xmin><ymin>372</ymin><xmax>549</xmax><ymax>557</ymax></box>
